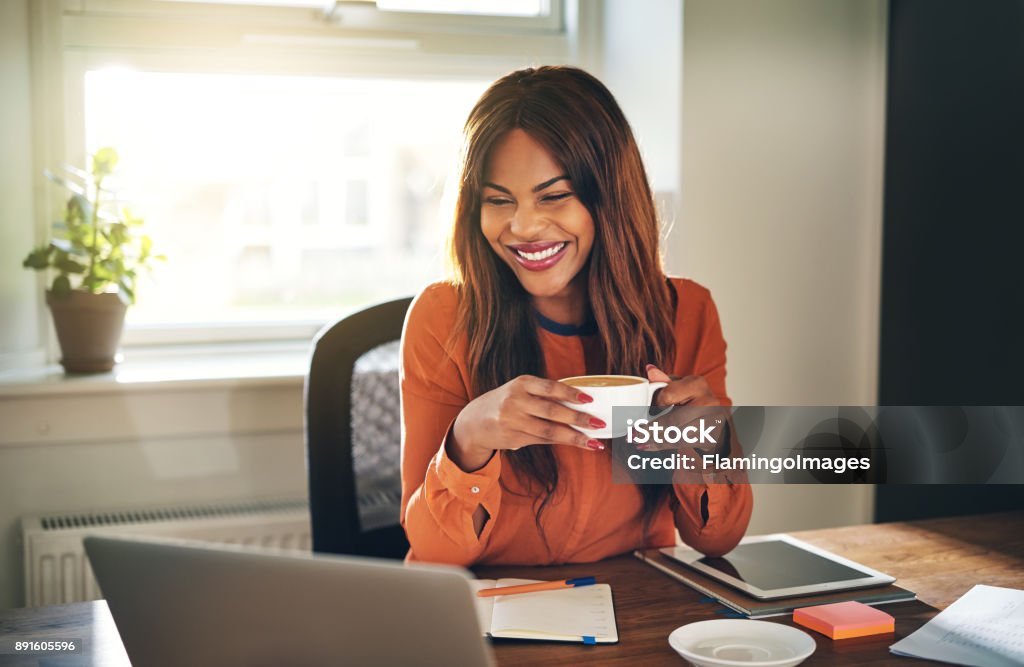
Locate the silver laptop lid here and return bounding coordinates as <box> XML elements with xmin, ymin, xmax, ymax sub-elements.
<box><xmin>83</xmin><ymin>535</ymin><xmax>494</xmax><ymax>667</ymax></box>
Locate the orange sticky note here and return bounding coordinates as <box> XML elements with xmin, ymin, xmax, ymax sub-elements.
<box><xmin>793</xmin><ymin>601</ymin><xmax>895</xmax><ymax>640</ymax></box>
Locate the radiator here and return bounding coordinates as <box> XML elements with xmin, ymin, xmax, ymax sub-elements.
<box><xmin>21</xmin><ymin>498</ymin><xmax>312</xmax><ymax>607</ymax></box>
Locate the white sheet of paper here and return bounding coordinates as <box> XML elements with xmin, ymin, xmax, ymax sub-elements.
<box><xmin>469</xmin><ymin>579</ymin><xmax>499</xmax><ymax>633</ymax></box>
<box><xmin>889</xmin><ymin>584</ymin><xmax>1024</xmax><ymax>667</ymax></box>
<box><xmin>471</xmin><ymin>579</ymin><xmax>546</xmax><ymax>635</ymax></box>
<box><xmin>472</xmin><ymin>578</ymin><xmax>616</xmax><ymax>640</ymax></box>
<box><xmin>489</xmin><ymin>582</ymin><xmax>615</xmax><ymax>639</ymax></box>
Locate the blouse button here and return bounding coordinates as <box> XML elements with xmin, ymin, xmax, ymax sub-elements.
<box><xmin>471</xmin><ymin>485</ymin><xmax>481</xmax><ymax>494</ymax></box>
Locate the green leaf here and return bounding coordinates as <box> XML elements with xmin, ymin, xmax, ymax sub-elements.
<box><xmin>52</xmin><ymin>274</ymin><xmax>71</xmax><ymax>297</ymax></box>
<box><xmin>69</xmin><ymin>225</ymin><xmax>94</xmax><ymax>253</ymax></box>
<box><xmin>56</xmin><ymin>257</ymin><xmax>86</xmax><ymax>274</ymax></box>
<box><xmin>79</xmin><ymin>275</ymin><xmax>110</xmax><ymax>294</ymax></box>
<box><xmin>92</xmin><ymin>147</ymin><xmax>119</xmax><ymax>178</ymax></box>
<box><xmin>123</xmin><ymin>208</ymin><xmax>145</xmax><ymax>227</ymax></box>
<box><xmin>22</xmin><ymin>246</ymin><xmax>53</xmax><ymax>270</ymax></box>
<box><xmin>98</xmin><ymin>258</ymin><xmax>125</xmax><ymax>279</ymax></box>
<box><xmin>68</xmin><ymin>238</ymin><xmax>90</xmax><ymax>255</ymax></box>
<box><xmin>109</xmin><ymin>222</ymin><xmax>129</xmax><ymax>246</ymax></box>
<box><xmin>92</xmin><ymin>263</ymin><xmax>113</xmax><ymax>280</ymax></box>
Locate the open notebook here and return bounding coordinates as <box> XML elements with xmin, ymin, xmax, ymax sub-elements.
<box><xmin>471</xmin><ymin>578</ymin><xmax>618</xmax><ymax>644</ymax></box>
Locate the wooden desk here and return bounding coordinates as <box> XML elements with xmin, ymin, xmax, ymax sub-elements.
<box><xmin>0</xmin><ymin>599</ymin><xmax>130</xmax><ymax>666</ymax></box>
<box><xmin>1</xmin><ymin>511</ymin><xmax>1020</xmax><ymax>666</ymax></box>
<box><xmin>480</xmin><ymin>511</ymin><xmax>1024</xmax><ymax>666</ymax></box>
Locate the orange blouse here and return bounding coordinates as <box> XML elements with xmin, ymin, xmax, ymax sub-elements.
<box><xmin>399</xmin><ymin>277</ymin><xmax>753</xmax><ymax>566</ymax></box>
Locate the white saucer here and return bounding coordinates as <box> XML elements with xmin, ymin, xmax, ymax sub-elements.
<box><xmin>668</xmin><ymin>619</ymin><xmax>816</xmax><ymax>667</ymax></box>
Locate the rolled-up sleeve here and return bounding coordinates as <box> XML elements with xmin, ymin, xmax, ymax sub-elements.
<box><xmin>672</xmin><ymin>482</ymin><xmax>753</xmax><ymax>557</ymax></box>
<box><xmin>670</xmin><ymin>286</ymin><xmax>753</xmax><ymax>556</ymax></box>
<box><xmin>399</xmin><ymin>285</ymin><xmax>501</xmax><ymax>565</ymax></box>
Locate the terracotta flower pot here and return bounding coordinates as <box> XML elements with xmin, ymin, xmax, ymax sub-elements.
<box><xmin>46</xmin><ymin>290</ymin><xmax>128</xmax><ymax>374</ymax></box>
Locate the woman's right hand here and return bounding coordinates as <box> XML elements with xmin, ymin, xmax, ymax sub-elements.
<box><xmin>448</xmin><ymin>375</ymin><xmax>608</xmax><ymax>472</ymax></box>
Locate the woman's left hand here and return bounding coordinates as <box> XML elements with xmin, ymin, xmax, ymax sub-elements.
<box><xmin>645</xmin><ymin>364</ymin><xmax>722</xmax><ymax>408</ymax></box>
<box><xmin>642</xmin><ymin>364</ymin><xmax>729</xmax><ymax>457</ymax></box>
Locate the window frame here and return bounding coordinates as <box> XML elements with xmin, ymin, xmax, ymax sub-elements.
<box><xmin>36</xmin><ymin>0</ymin><xmax>592</xmax><ymax>349</ymax></box>
<box><xmin>325</xmin><ymin>0</ymin><xmax>565</xmax><ymax>33</ymax></box>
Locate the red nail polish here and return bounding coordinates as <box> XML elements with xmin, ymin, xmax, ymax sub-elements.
<box><xmin>578</xmin><ymin>393</ymin><xmax>594</xmax><ymax>403</ymax></box>
<box><xmin>645</xmin><ymin>364</ymin><xmax>656</xmax><ymax>371</ymax></box>
<box><xmin>586</xmin><ymin>440</ymin><xmax>605</xmax><ymax>451</ymax></box>
<box><xmin>589</xmin><ymin>417</ymin><xmax>607</xmax><ymax>429</ymax></box>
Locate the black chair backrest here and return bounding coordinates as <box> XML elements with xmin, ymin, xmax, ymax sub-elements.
<box><xmin>305</xmin><ymin>297</ymin><xmax>413</xmax><ymax>558</ymax></box>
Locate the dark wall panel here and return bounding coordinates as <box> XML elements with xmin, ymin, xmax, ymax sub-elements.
<box><xmin>876</xmin><ymin>0</ymin><xmax>1024</xmax><ymax>521</ymax></box>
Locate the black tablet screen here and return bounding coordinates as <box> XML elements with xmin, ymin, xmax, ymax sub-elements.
<box><xmin>695</xmin><ymin>541</ymin><xmax>869</xmax><ymax>589</ymax></box>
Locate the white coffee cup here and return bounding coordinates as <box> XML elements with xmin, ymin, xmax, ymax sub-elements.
<box><xmin>559</xmin><ymin>374</ymin><xmax>668</xmax><ymax>439</ymax></box>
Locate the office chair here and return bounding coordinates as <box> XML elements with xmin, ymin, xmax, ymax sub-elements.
<box><xmin>305</xmin><ymin>296</ymin><xmax>413</xmax><ymax>559</ymax></box>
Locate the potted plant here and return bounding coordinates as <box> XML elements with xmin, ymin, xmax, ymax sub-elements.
<box><xmin>22</xmin><ymin>147</ymin><xmax>163</xmax><ymax>373</ymax></box>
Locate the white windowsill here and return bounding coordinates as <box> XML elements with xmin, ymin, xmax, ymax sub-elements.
<box><xmin>0</xmin><ymin>342</ymin><xmax>310</xmax><ymax>398</ymax></box>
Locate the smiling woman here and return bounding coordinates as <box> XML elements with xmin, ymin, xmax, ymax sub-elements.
<box><xmin>399</xmin><ymin>66</ymin><xmax>753</xmax><ymax>567</ymax></box>
<box><xmin>480</xmin><ymin>130</ymin><xmax>595</xmax><ymax>311</ymax></box>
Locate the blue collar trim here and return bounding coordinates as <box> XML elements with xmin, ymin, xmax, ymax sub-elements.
<box><xmin>534</xmin><ymin>310</ymin><xmax>598</xmax><ymax>337</ymax></box>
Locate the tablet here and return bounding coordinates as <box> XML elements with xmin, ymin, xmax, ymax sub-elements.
<box><xmin>661</xmin><ymin>534</ymin><xmax>896</xmax><ymax>600</ymax></box>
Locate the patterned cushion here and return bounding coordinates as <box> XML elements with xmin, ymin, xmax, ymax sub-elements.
<box><xmin>350</xmin><ymin>340</ymin><xmax>402</xmax><ymax>529</ymax></box>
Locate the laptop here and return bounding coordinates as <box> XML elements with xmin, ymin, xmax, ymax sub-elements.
<box><xmin>83</xmin><ymin>535</ymin><xmax>495</xmax><ymax>667</ymax></box>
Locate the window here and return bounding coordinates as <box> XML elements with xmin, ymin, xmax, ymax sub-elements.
<box><xmin>374</xmin><ymin>1</ymin><xmax>546</xmax><ymax>16</ymax></box>
<box><xmin>168</xmin><ymin>0</ymin><xmax>564</xmax><ymax>34</ymax></box>
<box><xmin>184</xmin><ymin>0</ymin><xmax>549</xmax><ymax>16</ymax></box>
<box><xmin>85</xmin><ymin>71</ymin><xmax>486</xmax><ymax>332</ymax></box>
<box><xmin>45</xmin><ymin>0</ymin><xmax>582</xmax><ymax>344</ymax></box>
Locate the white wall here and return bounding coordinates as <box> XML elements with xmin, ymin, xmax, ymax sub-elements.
<box><xmin>675</xmin><ymin>0</ymin><xmax>888</xmax><ymax>531</ymax></box>
<box><xmin>0</xmin><ymin>0</ymin><xmax>44</xmax><ymax>372</ymax></box>
<box><xmin>602</xmin><ymin>0</ymin><xmax>683</xmax><ymax>196</ymax></box>
<box><xmin>0</xmin><ymin>379</ymin><xmax>307</xmax><ymax>609</ymax></box>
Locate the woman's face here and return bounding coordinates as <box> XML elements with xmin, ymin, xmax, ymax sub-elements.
<box><xmin>480</xmin><ymin>129</ymin><xmax>595</xmax><ymax>302</ymax></box>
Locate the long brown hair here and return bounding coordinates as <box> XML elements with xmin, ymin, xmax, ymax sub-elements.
<box><xmin>448</xmin><ymin>66</ymin><xmax>676</xmax><ymax>549</ymax></box>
